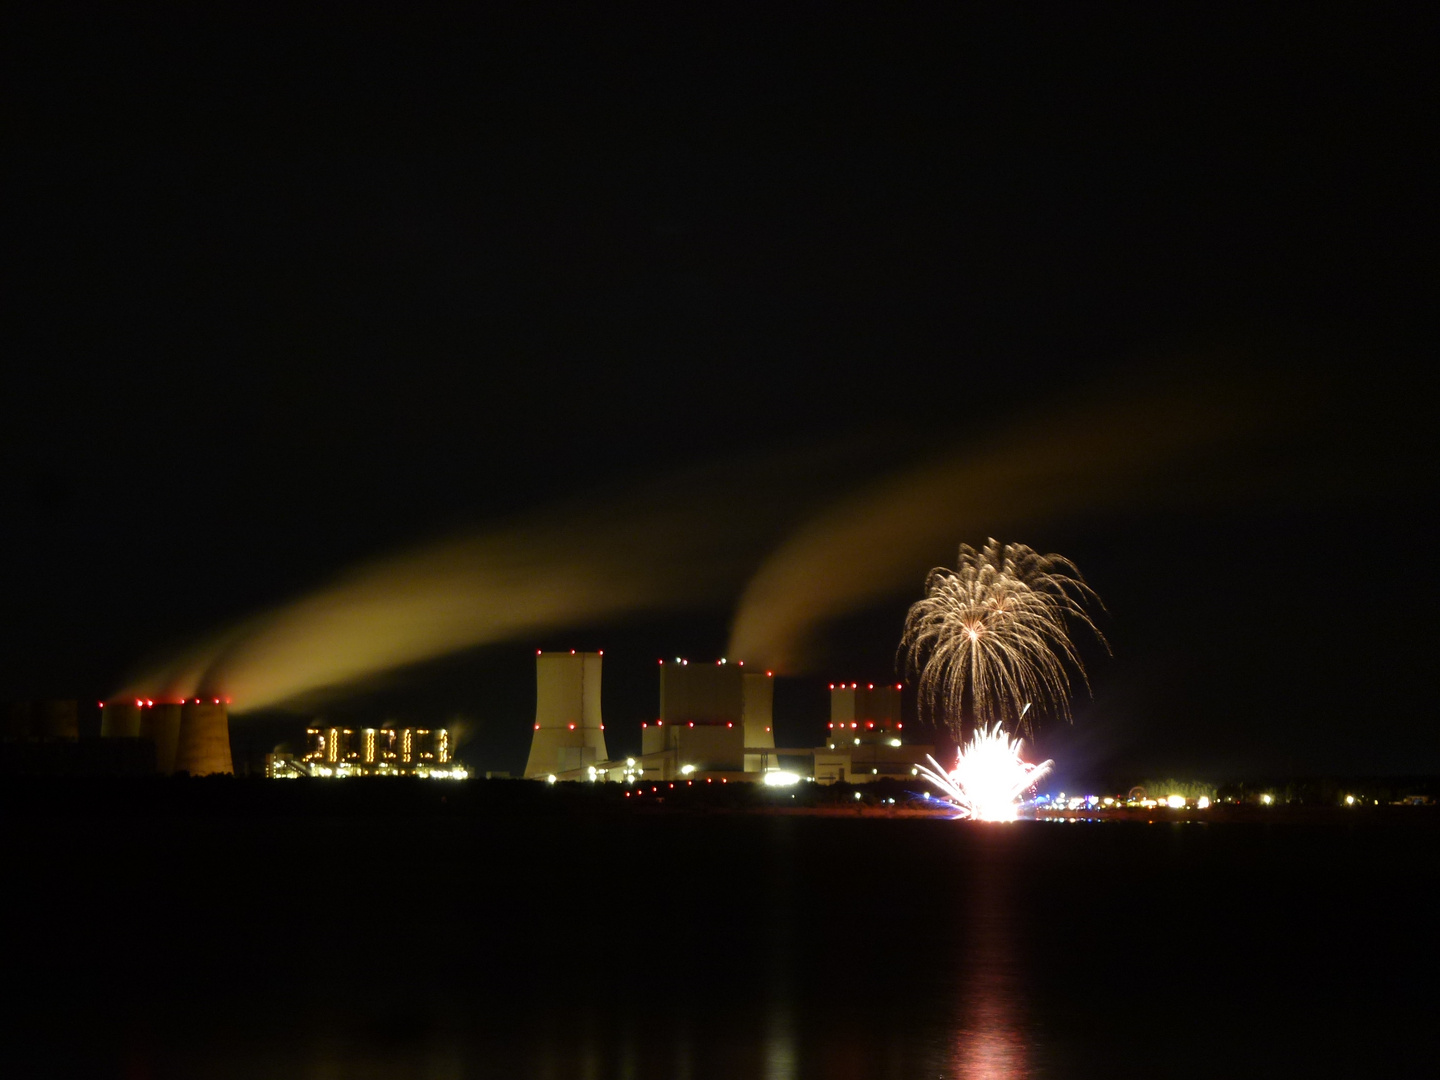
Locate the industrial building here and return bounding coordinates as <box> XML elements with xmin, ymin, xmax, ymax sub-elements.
<box><xmin>1</xmin><ymin>699</ymin><xmax>157</xmax><ymax>776</ymax></box>
<box><xmin>97</xmin><ymin>697</ymin><xmax>233</xmax><ymax>776</ymax></box>
<box><xmin>5</xmin><ymin>700</ymin><xmax>79</xmax><ymax>740</ymax></box>
<box><xmin>813</xmin><ymin>682</ymin><xmax>931</xmax><ymax>784</ymax></box>
<box><xmin>523</xmin><ymin>653</ymin><xmax>931</xmax><ymax>786</ymax></box>
<box><xmin>277</xmin><ymin>723</ymin><xmax>466</xmax><ymax>778</ymax></box>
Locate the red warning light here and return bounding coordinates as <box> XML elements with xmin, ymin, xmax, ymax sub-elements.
<box><xmin>534</xmin><ymin>723</ymin><xmax>540</xmax><ymax>730</ymax></box>
<box><xmin>726</xmin><ymin>722</ymin><xmax>732</xmax><ymax>728</ymax></box>
<box><xmin>135</xmin><ymin>699</ymin><xmax>143</xmax><ymax>707</ymax></box>
<box><xmin>688</xmin><ymin>722</ymin><xmax>694</xmax><ymax>727</ymax></box>
<box><xmin>766</xmin><ymin>671</ymin><xmax>773</xmax><ymax>677</ymax></box>
<box><xmin>868</xmin><ymin>683</ymin><xmax>873</xmax><ymax>690</ymax></box>
<box><xmin>568</xmin><ymin>723</ymin><xmax>576</xmax><ymax>730</ymax></box>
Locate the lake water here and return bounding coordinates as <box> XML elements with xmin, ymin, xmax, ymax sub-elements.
<box><xmin>3</xmin><ymin>791</ymin><xmax>1433</xmax><ymax>1078</ymax></box>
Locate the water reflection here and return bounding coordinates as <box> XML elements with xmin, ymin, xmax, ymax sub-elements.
<box><xmin>764</xmin><ymin>817</ymin><xmax>798</xmax><ymax>1080</ymax></box>
<box><xmin>949</xmin><ymin>831</ymin><xmax>1032</xmax><ymax>1080</ymax></box>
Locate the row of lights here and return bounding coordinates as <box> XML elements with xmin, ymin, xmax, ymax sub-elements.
<box><xmin>102</xmin><ymin>698</ymin><xmax>230</xmax><ymax>708</ymax></box>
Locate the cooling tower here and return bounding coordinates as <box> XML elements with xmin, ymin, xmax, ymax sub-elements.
<box><xmin>35</xmin><ymin>700</ymin><xmax>79</xmax><ymax>739</ymax></box>
<box><xmin>175</xmin><ymin>700</ymin><xmax>233</xmax><ymax>776</ymax></box>
<box><xmin>140</xmin><ymin>703</ymin><xmax>183</xmax><ymax>775</ymax></box>
<box><xmin>100</xmin><ymin>701</ymin><xmax>143</xmax><ymax>738</ymax></box>
<box><xmin>3</xmin><ymin>701</ymin><xmax>79</xmax><ymax>740</ymax></box>
<box><xmin>523</xmin><ymin>651</ymin><xmax>607</xmax><ymax>778</ymax></box>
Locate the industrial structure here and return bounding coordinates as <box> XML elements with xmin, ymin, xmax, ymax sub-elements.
<box><xmin>522</xmin><ymin>650</ymin><xmax>608</xmax><ymax>779</ymax></box>
<box><xmin>523</xmin><ymin>653</ymin><xmax>931</xmax><ymax>786</ymax></box>
<box><xmin>813</xmin><ymin>682</ymin><xmax>930</xmax><ymax>784</ymax></box>
<box><xmin>5</xmin><ymin>700</ymin><xmax>79</xmax><ymax>740</ymax></box>
<box><xmin>272</xmin><ymin>723</ymin><xmax>466</xmax><ymax>778</ymax></box>
<box><xmin>97</xmin><ymin>697</ymin><xmax>233</xmax><ymax>775</ymax></box>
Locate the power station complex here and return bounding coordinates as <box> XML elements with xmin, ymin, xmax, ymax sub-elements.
<box><xmin>100</xmin><ymin>698</ymin><xmax>235</xmax><ymax>776</ymax></box>
<box><xmin>521</xmin><ymin>651</ymin><xmax>931</xmax><ymax>785</ymax></box>
<box><xmin>4</xmin><ymin>652</ymin><xmax>930</xmax><ymax>784</ymax></box>
<box><xmin>1</xmin><ymin>697</ymin><xmax>234</xmax><ymax>776</ymax></box>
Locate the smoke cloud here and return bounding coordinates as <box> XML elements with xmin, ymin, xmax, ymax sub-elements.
<box><xmin>124</xmin><ymin>455</ymin><xmax>843</xmax><ymax>712</ymax></box>
<box><xmin>128</xmin><ymin>361</ymin><xmax>1315</xmax><ymax>712</ymax></box>
<box><xmin>726</xmin><ymin>366</ymin><xmax>1287</xmax><ymax>669</ymax></box>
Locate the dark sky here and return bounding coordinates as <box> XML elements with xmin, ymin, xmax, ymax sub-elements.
<box><xmin>3</xmin><ymin>7</ymin><xmax>1435</xmax><ymax>780</ymax></box>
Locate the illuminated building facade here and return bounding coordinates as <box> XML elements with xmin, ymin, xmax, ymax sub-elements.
<box><xmin>295</xmin><ymin>724</ymin><xmax>463</xmax><ymax>777</ymax></box>
<box><xmin>813</xmin><ymin>682</ymin><xmax>930</xmax><ymax>784</ymax></box>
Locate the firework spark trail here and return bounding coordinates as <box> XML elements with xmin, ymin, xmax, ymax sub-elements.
<box><xmin>914</xmin><ymin>724</ymin><xmax>1053</xmax><ymax>821</ymax></box>
<box><xmin>900</xmin><ymin>540</ymin><xmax>1106</xmax><ymax>740</ymax></box>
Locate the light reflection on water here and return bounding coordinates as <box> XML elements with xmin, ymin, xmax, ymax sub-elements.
<box><xmin>949</xmin><ymin>832</ymin><xmax>1033</xmax><ymax>1080</ymax></box>
<box><xmin>11</xmin><ymin>811</ymin><xmax>1419</xmax><ymax>1078</ymax></box>
<box><xmin>118</xmin><ymin>822</ymin><xmax>1041</xmax><ymax>1080</ymax></box>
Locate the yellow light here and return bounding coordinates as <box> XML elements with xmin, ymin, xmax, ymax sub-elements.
<box><xmin>1166</xmin><ymin>795</ymin><xmax>1185</xmax><ymax>809</ymax></box>
<box><xmin>889</xmin><ymin>738</ymin><xmax>902</xmax><ymax>747</ymax></box>
<box><xmin>1260</xmin><ymin>794</ymin><xmax>1273</xmax><ymax>805</ymax></box>
<box><xmin>1345</xmin><ymin>794</ymin><xmax>1355</xmax><ymax>806</ymax></box>
<box><xmin>680</xmin><ymin>764</ymin><xmax>695</xmax><ymax>775</ymax></box>
<box><xmin>1196</xmin><ymin>796</ymin><xmax>1210</xmax><ymax>809</ymax></box>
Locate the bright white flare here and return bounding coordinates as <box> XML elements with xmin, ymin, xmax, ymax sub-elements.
<box><xmin>900</xmin><ymin>539</ymin><xmax>1107</xmax><ymax>739</ymax></box>
<box><xmin>914</xmin><ymin>724</ymin><xmax>1053</xmax><ymax>822</ymax></box>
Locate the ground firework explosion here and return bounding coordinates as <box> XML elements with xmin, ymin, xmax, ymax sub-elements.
<box><xmin>915</xmin><ymin>724</ymin><xmax>1053</xmax><ymax>822</ymax></box>
<box><xmin>900</xmin><ymin>539</ymin><xmax>1106</xmax><ymax>741</ymax></box>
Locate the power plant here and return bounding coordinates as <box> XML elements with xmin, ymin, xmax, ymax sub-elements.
<box><xmin>101</xmin><ymin>698</ymin><xmax>233</xmax><ymax>776</ymax></box>
<box><xmin>523</xmin><ymin>653</ymin><xmax>931</xmax><ymax>785</ymax></box>
<box><xmin>4</xmin><ymin>650</ymin><xmax>932</xmax><ymax>786</ymax></box>
<box><xmin>272</xmin><ymin>723</ymin><xmax>467</xmax><ymax>778</ymax></box>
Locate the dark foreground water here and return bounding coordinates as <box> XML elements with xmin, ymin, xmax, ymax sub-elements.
<box><xmin>3</xmin><ymin>792</ymin><xmax>1435</xmax><ymax>1078</ymax></box>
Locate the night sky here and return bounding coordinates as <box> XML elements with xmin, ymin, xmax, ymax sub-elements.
<box><xmin>4</xmin><ymin>7</ymin><xmax>1435</xmax><ymax>781</ymax></box>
